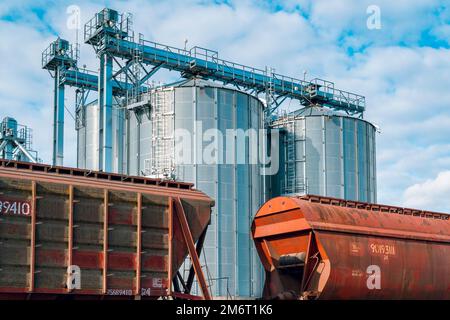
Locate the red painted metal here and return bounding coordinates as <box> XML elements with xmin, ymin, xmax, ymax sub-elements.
<box><xmin>252</xmin><ymin>194</ymin><xmax>450</xmax><ymax>300</ymax></box>
<box><xmin>0</xmin><ymin>160</ymin><xmax>205</xmax><ymax>201</ymax></box>
<box><xmin>0</xmin><ymin>160</ymin><xmax>213</xmax><ymax>300</ymax></box>
<box><xmin>0</xmin><ymin>159</ymin><xmax>195</xmax><ymax>190</ymax></box>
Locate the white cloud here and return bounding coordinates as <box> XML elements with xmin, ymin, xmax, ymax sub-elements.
<box><xmin>1</xmin><ymin>0</ymin><xmax>450</xmax><ymax>211</ymax></box>
<box><xmin>403</xmin><ymin>171</ymin><xmax>450</xmax><ymax>213</ymax></box>
<box><xmin>377</xmin><ymin>144</ymin><xmax>450</xmax><ymax>206</ymax></box>
<box><xmin>321</xmin><ymin>44</ymin><xmax>450</xmax><ymax>207</ymax></box>
<box><xmin>0</xmin><ymin>19</ymin><xmax>57</xmax><ymax>164</ymax></box>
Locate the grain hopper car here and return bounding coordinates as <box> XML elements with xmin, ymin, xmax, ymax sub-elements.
<box><xmin>0</xmin><ymin>160</ymin><xmax>213</xmax><ymax>300</ymax></box>
<box><xmin>252</xmin><ymin>195</ymin><xmax>450</xmax><ymax>300</ymax></box>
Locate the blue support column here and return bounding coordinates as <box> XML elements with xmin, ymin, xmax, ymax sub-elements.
<box><xmin>98</xmin><ymin>54</ymin><xmax>113</xmax><ymax>172</ymax></box>
<box><xmin>53</xmin><ymin>68</ymin><xmax>65</xmax><ymax>166</ymax></box>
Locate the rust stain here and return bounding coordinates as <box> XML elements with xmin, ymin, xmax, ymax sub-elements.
<box><xmin>252</xmin><ymin>194</ymin><xmax>450</xmax><ymax>300</ymax></box>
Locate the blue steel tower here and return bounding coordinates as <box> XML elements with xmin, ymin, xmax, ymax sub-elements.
<box><xmin>42</xmin><ymin>38</ymin><xmax>76</xmax><ymax>166</ymax></box>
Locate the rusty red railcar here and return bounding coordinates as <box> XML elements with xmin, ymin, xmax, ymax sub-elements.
<box><xmin>0</xmin><ymin>160</ymin><xmax>213</xmax><ymax>300</ymax></box>
<box><xmin>252</xmin><ymin>195</ymin><xmax>450</xmax><ymax>300</ymax></box>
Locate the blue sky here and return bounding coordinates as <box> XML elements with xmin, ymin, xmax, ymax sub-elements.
<box><xmin>1</xmin><ymin>0</ymin><xmax>450</xmax><ymax>211</ymax></box>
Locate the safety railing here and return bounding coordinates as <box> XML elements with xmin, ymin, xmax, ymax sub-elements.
<box><xmin>84</xmin><ymin>8</ymin><xmax>131</xmax><ymax>43</ymax></box>
<box><xmin>189</xmin><ymin>46</ymin><xmax>218</xmax><ymax>62</ymax></box>
<box><xmin>83</xmin><ymin>9</ymin><xmax>366</xmax><ymax>114</ymax></box>
<box><xmin>42</xmin><ymin>39</ymin><xmax>75</xmax><ymax>69</ymax></box>
<box><xmin>62</xmin><ymin>68</ymin><xmax>97</xmax><ymax>83</ymax></box>
<box><xmin>41</xmin><ymin>42</ymin><xmax>55</xmax><ymax>68</ymax></box>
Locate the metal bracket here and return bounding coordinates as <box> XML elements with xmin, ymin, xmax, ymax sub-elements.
<box><xmin>171</xmin><ymin>197</ymin><xmax>211</xmax><ymax>300</ymax></box>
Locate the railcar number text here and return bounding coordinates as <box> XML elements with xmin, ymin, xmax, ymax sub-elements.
<box><xmin>0</xmin><ymin>200</ymin><xmax>31</xmax><ymax>216</ymax></box>
<box><xmin>370</xmin><ymin>243</ymin><xmax>396</xmax><ymax>255</ymax></box>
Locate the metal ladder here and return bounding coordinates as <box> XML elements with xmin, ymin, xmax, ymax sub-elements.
<box><xmin>283</xmin><ymin>117</ymin><xmax>308</xmax><ymax>195</ymax></box>
<box><xmin>125</xmin><ymin>37</ymin><xmax>144</xmax><ymax>106</ymax></box>
<box><xmin>265</xmin><ymin>67</ymin><xmax>275</xmax><ymax>114</ymax></box>
<box><xmin>150</xmin><ymin>89</ymin><xmax>174</xmax><ymax>178</ymax></box>
<box><xmin>284</xmin><ymin>118</ymin><xmax>296</xmax><ymax>194</ymax></box>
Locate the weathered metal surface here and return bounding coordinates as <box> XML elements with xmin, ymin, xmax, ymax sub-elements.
<box><xmin>0</xmin><ymin>160</ymin><xmax>213</xmax><ymax>300</ymax></box>
<box><xmin>252</xmin><ymin>194</ymin><xmax>450</xmax><ymax>300</ymax></box>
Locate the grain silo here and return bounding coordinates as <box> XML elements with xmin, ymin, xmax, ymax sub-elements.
<box><xmin>77</xmin><ymin>79</ymin><xmax>266</xmax><ymax>298</ymax></box>
<box><xmin>76</xmin><ymin>100</ymin><xmax>125</xmax><ymax>173</ymax></box>
<box><xmin>144</xmin><ymin>79</ymin><xmax>266</xmax><ymax>298</ymax></box>
<box><xmin>124</xmin><ymin>102</ymin><xmax>153</xmax><ymax>176</ymax></box>
<box><xmin>271</xmin><ymin>107</ymin><xmax>377</xmax><ymax>202</ymax></box>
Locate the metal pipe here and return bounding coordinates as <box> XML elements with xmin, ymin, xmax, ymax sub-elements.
<box><xmin>53</xmin><ymin>68</ymin><xmax>65</xmax><ymax>166</ymax></box>
<box><xmin>98</xmin><ymin>54</ymin><xmax>113</xmax><ymax>172</ymax></box>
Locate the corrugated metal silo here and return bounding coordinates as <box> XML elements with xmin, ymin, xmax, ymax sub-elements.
<box><xmin>76</xmin><ymin>80</ymin><xmax>267</xmax><ymax>298</ymax></box>
<box><xmin>125</xmin><ymin>106</ymin><xmax>152</xmax><ymax>176</ymax></box>
<box><xmin>271</xmin><ymin>107</ymin><xmax>377</xmax><ymax>203</ymax></box>
<box><xmin>143</xmin><ymin>79</ymin><xmax>266</xmax><ymax>298</ymax></box>
<box><xmin>76</xmin><ymin>101</ymin><xmax>125</xmax><ymax>173</ymax></box>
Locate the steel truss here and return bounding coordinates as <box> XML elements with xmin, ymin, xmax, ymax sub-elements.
<box><xmin>43</xmin><ymin>7</ymin><xmax>366</xmax><ymax>170</ymax></box>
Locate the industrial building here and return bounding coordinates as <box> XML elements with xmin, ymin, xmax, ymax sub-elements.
<box><xmin>41</xmin><ymin>8</ymin><xmax>372</xmax><ymax>298</ymax></box>
<box><xmin>0</xmin><ymin>117</ymin><xmax>40</xmax><ymax>163</ymax></box>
